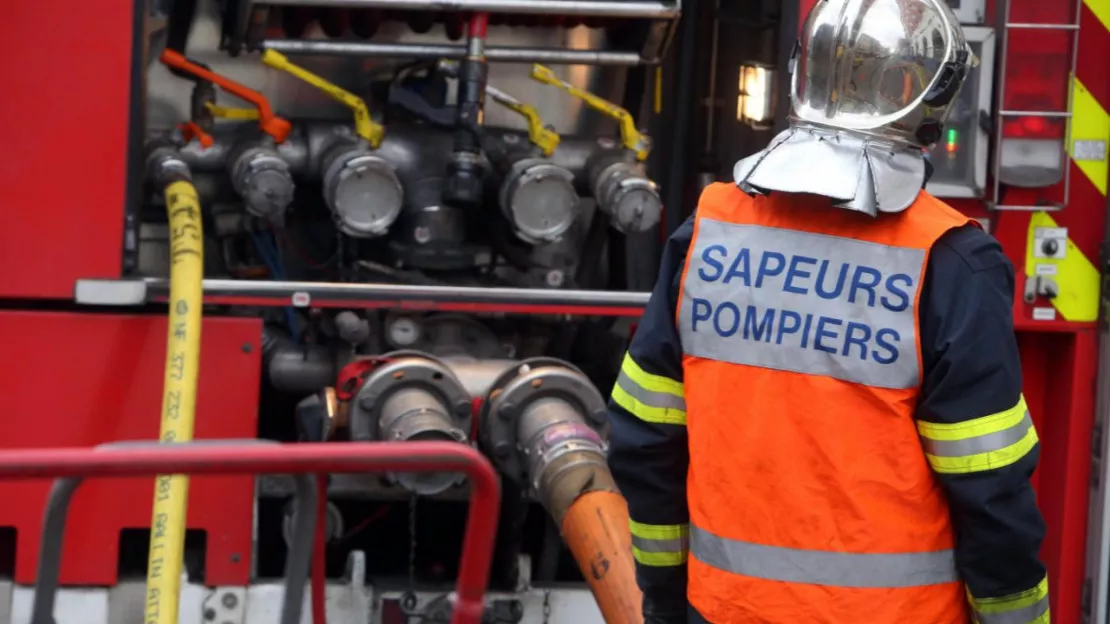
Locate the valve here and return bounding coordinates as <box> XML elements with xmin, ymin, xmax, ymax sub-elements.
<box><xmin>498</xmin><ymin>159</ymin><xmax>579</xmax><ymax>245</ymax></box>
<box><xmin>445</xmin><ymin>14</ymin><xmax>491</xmax><ymax>207</ymax></box>
<box><xmin>529</xmin><ymin>64</ymin><xmax>651</xmax><ymax>161</ymax></box>
<box><xmin>228</xmin><ymin>142</ymin><xmax>296</xmax><ymax>222</ymax></box>
<box><xmin>262</xmin><ymin>49</ymin><xmax>402</xmax><ymax>238</ymax></box>
<box><xmin>439</xmin><ymin>60</ymin><xmax>576</xmax><ymax>245</ymax></box>
<box><xmin>589</xmin><ymin>158</ymin><xmax>663</xmax><ymax>234</ymax></box>
<box><xmin>529</xmin><ymin>64</ymin><xmax>662</xmax><ymax>234</ymax></box>
<box><xmin>178</xmin><ymin>121</ymin><xmax>214</xmax><ymax>149</ymax></box>
<box><xmin>160</xmin><ymin>49</ymin><xmax>292</xmax><ymax>144</ymax></box>
<box><xmin>176</xmin><ymin>82</ymin><xmax>260</xmax><ymax>149</ymax></box>
<box><xmin>438</xmin><ymin>59</ymin><xmax>559</xmax><ymax>157</ymax></box>
<box><xmin>261</xmin><ymin>50</ymin><xmax>384</xmax><ymax>149</ymax></box>
<box><xmin>319</xmin><ymin>142</ymin><xmax>404</xmax><ymax>238</ymax></box>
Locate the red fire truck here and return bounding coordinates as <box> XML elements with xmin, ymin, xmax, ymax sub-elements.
<box><xmin>1</xmin><ymin>0</ymin><xmax>1108</xmax><ymax>622</ymax></box>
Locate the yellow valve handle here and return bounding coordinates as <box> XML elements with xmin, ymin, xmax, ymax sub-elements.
<box><xmin>529</xmin><ymin>63</ymin><xmax>650</xmax><ymax>161</ymax></box>
<box><xmin>205</xmin><ymin>102</ymin><xmax>260</xmax><ymax>120</ymax></box>
<box><xmin>491</xmin><ymin>96</ymin><xmax>559</xmax><ymax>157</ymax></box>
<box><xmin>437</xmin><ymin>59</ymin><xmax>560</xmax><ymax>156</ymax></box>
<box><xmin>261</xmin><ymin>49</ymin><xmax>384</xmax><ymax>148</ymax></box>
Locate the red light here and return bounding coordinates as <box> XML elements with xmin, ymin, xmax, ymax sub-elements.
<box><xmin>1023</xmin><ymin>116</ymin><xmax>1047</xmax><ymax>134</ymax></box>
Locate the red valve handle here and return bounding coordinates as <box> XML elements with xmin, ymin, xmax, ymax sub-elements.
<box><xmin>178</xmin><ymin>121</ymin><xmax>214</xmax><ymax>148</ymax></box>
<box><xmin>160</xmin><ymin>49</ymin><xmax>292</xmax><ymax>144</ymax></box>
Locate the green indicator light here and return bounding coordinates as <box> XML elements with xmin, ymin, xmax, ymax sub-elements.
<box><xmin>946</xmin><ymin>127</ymin><xmax>958</xmax><ymax>152</ymax></box>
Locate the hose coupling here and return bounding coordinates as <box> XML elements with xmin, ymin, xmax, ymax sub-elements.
<box><xmin>347</xmin><ymin>351</ymin><xmax>473</xmax><ymax>495</ymax></box>
<box><xmin>146</xmin><ymin>144</ymin><xmax>193</xmax><ymax>188</ymax></box>
<box><xmin>479</xmin><ymin>358</ymin><xmax>611</xmax><ymax>520</ymax></box>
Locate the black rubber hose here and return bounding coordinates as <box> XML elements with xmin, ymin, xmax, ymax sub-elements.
<box><xmin>165</xmin><ymin>0</ymin><xmax>199</xmax><ymax>79</ymax></box>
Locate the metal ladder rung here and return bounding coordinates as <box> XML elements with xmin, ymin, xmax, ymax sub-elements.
<box><xmin>999</xmin><ymin>110</ymin><xmax>1072</xmax><ymax>118</ymax></box>
<box><xmin>1005</xmin><ymin>22</ymin><xmax>1080</xmax><ymax>30</ymax></box>
<box><xmin>992</xmin><ymin>203</ymin><xmax>1067</xmax><ymax>212</ymax></box>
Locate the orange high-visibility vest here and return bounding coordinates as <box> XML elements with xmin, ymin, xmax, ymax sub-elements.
<box><xmin>677</xmin><ymin>183</ymin><xmax>973</xmax><ymax>624</ymax></box>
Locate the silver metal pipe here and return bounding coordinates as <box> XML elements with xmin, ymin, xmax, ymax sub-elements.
<box><xmin>266</xmin><ymin>342</ymin><xmax>341</xmax><ymax>393</ymax></box>
<box><xmin>258</xmin><ymin>0</ymin><xmax>679</xmax><ymax>18</ymax></box>
<box><xmin>163</xmin><ymin>278</ymin><xmax>650</xmax><ymax>306</ymax></box>
<box><xmin>75</xmin><ymin>277</ymin><xmax>652</xmax><ymax>313</ymax></box>
<box><xmin>262</xmin><ymin>39</ymin><xmax>646</xmax><ymax>65</ymax></box>
<box><xmin>442</xmin><ymin>358</ymin><xmax>518</xmax><ymax>397</ymax></box>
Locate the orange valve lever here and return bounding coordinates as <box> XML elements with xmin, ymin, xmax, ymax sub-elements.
<box><xmin>178</xmin><ymin>121</ymin><xmax>214</xmax><ymax>148</ymax></box>
<box><xmin>160</xmin><ymin>50</ymin><xmax>292</xmax><ymax>144</ymax></box>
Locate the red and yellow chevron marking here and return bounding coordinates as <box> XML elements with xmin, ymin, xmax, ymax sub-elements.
<box><xmin>1071</xmin><ymin>0</ymin><xmax>1110</xmax><ymax>198</ymax></box>
<box><xmin>1009</xmin><ymin>0</ymin><xmax>1110</xmax><ymax>326</ymax></box>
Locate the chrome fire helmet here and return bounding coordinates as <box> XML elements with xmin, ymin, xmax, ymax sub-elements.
<box><xmin>733</xmin><ymin>0</ymin><xmax>977</xmax><ymax>216</ymax></box>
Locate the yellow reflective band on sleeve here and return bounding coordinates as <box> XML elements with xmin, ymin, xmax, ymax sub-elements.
<box><xmin>611</xmin><ymin>353</ymin><xmax>687</xmax><ymax>426</ymax></box>
<box><xmin>630</xmin><ymin>519</ymin><xmax>689</xmax><ymax>567</ymax></box>
<box><xmin>972</xmin><ymin>577</ymin><xmax>1050</xmax><ymax>624</ymax></box>
<box><xmin>917</xmin><ymin>395</ymin><xmax>1039</xmax><ymax>475</ymax></box>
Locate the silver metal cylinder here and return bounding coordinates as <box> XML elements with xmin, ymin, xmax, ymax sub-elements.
<box><xmin>229</xmin><ymin>143</ymin><xmax>296</xmax><ymax>221</ymax></box>
<box><xmin>264</xmin><ymin>336</ymin><xmax>342</xmax><ymax>394</ymax></box>
<box><xmin>321</xmin><ymin>141</ymin><xmax>404</xmax><ymax>238</ymax></box>
<box><xmin>347</xmin><ymin>353</ymin><xmax>472</xmax><ymax>495</ymax></box>
<box><xmin>517</xmin><ymin>397</ymin><xmax>607</xmax><ymax>497</ymax></box>
<box><xmin>498</xmin><ymin>159</ymin><xmax>580</xmax><ymax>244</ymax></box>
<box><xmin>591</xmin><ymin>159</ymin><xmax>662</xmax><ymax>234</ymax></box>
<box><xmin>479</xmin><ymin>358</ymin><xmax>609</xmax><ymax>503</ymax></box>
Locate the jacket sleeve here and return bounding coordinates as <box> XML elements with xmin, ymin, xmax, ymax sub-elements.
<box><xmin>606</xmin><ymin>215</ymin><xmax>696</xmax><ymax>623</ymax></box>
<box><xmin>916</xmin><ymin>225</ymin><xmax>1050</xmax><ymax>624</ymax></box>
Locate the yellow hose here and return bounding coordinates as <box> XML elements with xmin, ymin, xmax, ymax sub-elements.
<box><xmin>144</xmin><ymin>180</ymin><xmax>204</xmax><ymax>624</ymax></box>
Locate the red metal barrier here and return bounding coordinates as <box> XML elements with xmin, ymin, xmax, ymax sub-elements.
<box><xmin>0</xmin><ymin>441</ymin><xmax>501</xmax><ymax>624</ymax></box>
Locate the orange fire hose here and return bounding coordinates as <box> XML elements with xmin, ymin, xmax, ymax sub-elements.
<box><xmin>559</xmin><ymin>491</ymin><xmax>645</xmax><ymax>624</ymax></box>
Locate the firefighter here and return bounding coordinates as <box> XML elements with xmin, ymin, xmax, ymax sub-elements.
<box><xmin>606</xmin><ymin>0</ymin><xmax>1049</xmax><ymax>623</ymax></box>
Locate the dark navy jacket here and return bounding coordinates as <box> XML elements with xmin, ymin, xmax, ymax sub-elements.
<box><xmin>606</xmin><ymin>190</ymin><xmax>1047</xmax><ymax>623</ymax></box>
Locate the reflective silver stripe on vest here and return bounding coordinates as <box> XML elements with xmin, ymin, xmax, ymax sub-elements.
<box><xmin>631</xmin><ymin>534</ymin><xmax>690</xmax><ymax>553</ymax></box>
<box><xmin>691</xmin><ymin>525</ymin><xmax>959</xmax><ymax>589</ymax></box>
<box><xmin>616</xmin><ymin>369</ymin><xmax>687</xmax><ymax>412</ymax></box>
<box><xmin>678</xmin><ymin>219</ymin><xmax>926</xmax><ymax>389</ymax></box>
<box><xmin>922</xmin><ymin>410</ymin><xmax>1035</xmax><ymax>458</ymax></box>
<box><xmin>977</xmin><ymin>599</ymin><xmax>1050</xmax><ymax>624</ymax></box>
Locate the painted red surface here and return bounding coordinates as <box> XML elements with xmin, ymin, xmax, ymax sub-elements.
<box><xmin>0</xmin><ymin>312</ymin><xmax>261</xmax><ymax>585</ymax></box>
<box><xmin>0</xmin><ymin>1</ymin><xmax>135</xmax><ymax>298</ymax></box>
